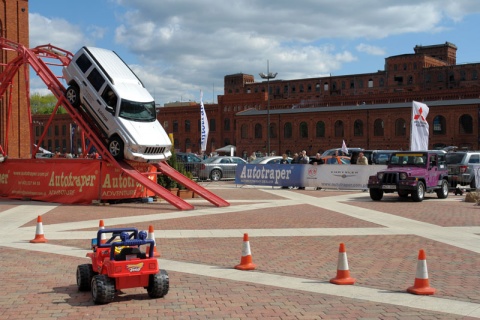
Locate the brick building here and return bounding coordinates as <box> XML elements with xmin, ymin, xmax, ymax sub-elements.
<box><xmin>0</xmin><ymin>0</ymin><xmax>30</xmax><ymax>158</ymax></box>
<box><xmin>157</xmin><ymin>42</ymin><xmax>480</xmax><ymax>158</ymax></box>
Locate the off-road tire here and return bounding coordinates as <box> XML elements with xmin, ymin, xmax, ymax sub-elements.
<box><xmin>91</xmin><ymin>274</ymin><xmax>115</xmax><ymax>305</ymax></box>
<box><xmin>412</xmin><ymin>181</ymin><xmax>425</xmax><ymax>202</ymax></box>
<box><xmin>65</xmin><ymin>85</ymin><xmax>80</xmax><ymax>108</ymax></box>
<box><xmin>147</xmin><ymin>269</ymin><xmax>170</xmax><ymax>298</ymax></box>
<box><xmin>436</xmin><ymin>179</ymin><xmax>449</xmax><ymax>199</ymax></box>
<box><xmin>369</xmin><ymin>188</ymin><xmax>383</xmax><ymax>201</ymax></box>
<box><xmin>76</xmin><ymin>264</ymin><xmax>94</xmax><ymax>291</ymax></box>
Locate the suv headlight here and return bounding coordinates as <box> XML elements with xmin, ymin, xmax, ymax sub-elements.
<box><xmin>399</xmin><ymin>172</ymin><xmax>407</xmax><ymax>180</ymax></box>
<box><xmin>377</xmin><ymin>172</ymin><xmax>384</xmax><ymax>180</ymax></box>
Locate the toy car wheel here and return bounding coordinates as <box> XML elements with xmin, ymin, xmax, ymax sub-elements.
<box><xmin>76</xmin><ymin>264</ymin><xmax>94</xmax><ymax>291</ymax></box>
<box><xmin>65</xmin><ymin>85</ymin><xmax>80</xmax><ymax>108</ymax></box>
<box><xmin>412</xmin><ymin>181</ymin><xmax>425</xmax><ymax>202</ymax></box>
<box><xmin>436</xmin><ymin>179</ymin><xmax>449</xmax><ymax>199</ymax></box>
<box><xmin>369</xmin><ymin>188</ymin><xmax>383</xmax><ymax>201</ymax></box>
<box><xmin>210</xmin><ymin>169</ymin><xmax>222</xmax><ymax>181</ymax></box>
<box><xmin>108</xmin><ymin>136</ymin><xmax>124</xmax><ymax>160</ymax></box>
<box><xmin>147</xmin><ymin>269</ymin><xmax>169</xmax><ymax>298</ymax></box>
<box><xmin>91</xmin><ymin>274</ymin><xmax>115</xmax><ymax>305</ymax></box>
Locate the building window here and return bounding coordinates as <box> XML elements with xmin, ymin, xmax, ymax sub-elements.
<box><xmin>307</xmin><ymin>84</ymin><xmax>312</xmax><ymax>92</ymax></box>
<box><xmin>368</xmin><ymin>79</ymin><xmax>373</xmax><ymax>88</ymax></box>
<box><xmin>173</xmin><ymin>120</ymin><xmax>178</xmax><ymax>133</ymax></box>
<box><xmin>291</xmin><ymin>85</ymin><xmax>296</xmax><ymax>93</ymax></box>
<box><xmin>174</xmin><ymin>138</ymin><xmax>180</xmax><ymax>149</ymax></box>
<box><xmin>284</xmin><ymin>85</ymin><xmax>288</xmax><ymax>93</ymax></box>
<box><xmin>299</xmin><ymin>84</ymin><xmax>304</xmax><ymax>92</ymax></box>
<box><xmin>254</xmin><ymin>123</ymin><xmax>262</xmax><ymax>139</ymax></box>
<box><xmin>284</xmin><ymin>122</ymin><xmax>292</xmax><ymax>139</ymax></box>
<box><xmin>185</xmin><ymin>138</ymin><xmax>191</xmax><ymax>151</ymax></box>
<box><xmin>350</xmin><ymin>80</ymin><xmax>354</xmax><ymax>89</ymax></box>
<box><xmin>473</xmin><ymin>70</ymin><xmax>478</xmax><ymax>80</ymax></box>
<box><xmin>241</xmin><ymin>124</ymin><xmax>248</xmax><ymax>139</ymax></box>
<box><xmin>395</xmin><ymin>118</ymin><xmax>407</xmax><ymax>136</ymax></box>
<box><xmin>341</xmin><ymin>81</ymin><xmax>346</xmax><ymax>89</ymax></box>
<box><xmin>334</xmin><ymin>120</ymin><xmax>344</xmax><ymax>138</ymax></box>
<box><xmin>55</xmin><ymin>125</ymin><xmax>59</xmax><ymax>136</ymax></box>
<box><xmin>185</xmin><ymin>120</ymin><xmax>191</xmax><ymax>132</ymax></box>
<box><xmin>374</xmin><ymin>119</ymin><xmax>384</xmax><ymax>136</ymax></box>
<box><xmin>315</xmin><ymin>121</ymin><xmax>325</xmax><ymax>138</ymax></box>
<box><xmin>433</xmin><ymin>115</ymin><xmax>446</xmax><ymax>135</ymax></box>
<box><xmin>324</xmin><ymin>82</ymin><xmax>329</xmax><ymax>91</ymax></box>
<box><xmin>354</xmin><ymin>120</ymin><xmax>363</xmax><ymax>136</ymax></box>
<box><xmin>210</xmin><ymin>119</ymin><xmax>216</xmax><ymax>131</ymax></box>
<box><xmin>459</xmin><ymin>114</ymin><xmax>473</xmax><ymax>134</ymax></box>
<box><xmin>299</xmin><ymin>122</ymin><xmax>308</xmax><ymax>138</ymax></box>
<box><xmin>315</xmin><ymin>83</ymin><xmax>320</xmax><ymax>92</ymax></box>
<box><xmin>224</xmin><ymin>118</ymin><xmax>230</xmax><ymax>131</ymax></box>
<box><xmin>210</xmin><ymin>138</ymin><xmax>216</xmax><ymax>150</ymax></box>
<box><xmin>379</xmin><ymin>78</ymin><xmax>384</xmax><ymax>87</ymax></box>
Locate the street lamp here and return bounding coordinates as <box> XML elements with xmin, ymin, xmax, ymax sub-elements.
<box><xmin>259</xmin><ymin>60</ymin><xmax>277</xmax><ymax>156</ymax></box>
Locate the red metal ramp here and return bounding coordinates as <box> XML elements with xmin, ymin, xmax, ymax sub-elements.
<box><xmin>117</xmin><ymin>161</ymin><xmax>194</xmax><ymax>210</ymax></box>
<box><xmin>154</xmin><ymin>162</ymin><xmax>230</xmax><ymax>207</ymax></box>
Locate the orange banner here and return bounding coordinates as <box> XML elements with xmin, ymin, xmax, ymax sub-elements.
<box><xmin>0</xmin><ymin>159</ymin><xmax>156</xmax><ymax>204</ymax></box>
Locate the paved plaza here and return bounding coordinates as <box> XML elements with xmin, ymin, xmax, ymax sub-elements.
<box><xmin>1</xmin><ymin>182</ymin><xmax>480</xmax><ymax>319</ymax></box>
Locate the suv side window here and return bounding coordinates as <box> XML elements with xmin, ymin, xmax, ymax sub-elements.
<box><xmin>468</xmin><ymin>154</ymin><xmax>480</xmax><ymax>164</ymax></box>
<box><xmin>87</xmin><ymin>68</ymin><xmax>106</xmax><ymax>92</ymax></box>
<box><xmin>101</xmin><ymin>86</ymin><xmax>118</xmax><ymax>112</ymax></box>
<box><xmin>76</xmin><ymin>53</ymin><xmax>92</xmax><ymax>73</ymax></box>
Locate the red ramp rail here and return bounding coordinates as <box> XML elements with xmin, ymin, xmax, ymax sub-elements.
<box><xmin>0</xmin><ymin>37</ymin><xmax>229</xmax><ymax>210</ymax></box>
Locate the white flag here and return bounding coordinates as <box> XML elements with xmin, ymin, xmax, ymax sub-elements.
<box><xmin>410</xmin><ymin>101</ymin><xmax>429</xmax><ymax>151</ymax></box>
<box><xmin>200</xmin><ymin>91</ymin><xmax>209</xmax><ymax>152</ymax></box>
<box><xmin>341</xmin><ymin>140</ymin><xmax>348</xmax><ymax>155</ymax></box>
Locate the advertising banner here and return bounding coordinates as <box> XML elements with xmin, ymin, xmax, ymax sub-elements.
<box><xmin>235</xmin><ymin>163</ymin><xmax>386</xmax><ymax>190</ymax></box>
<box><xmin>0</xmin><ymin>159</ymin><xmax>156</xmax><ymax>204</ymax></box>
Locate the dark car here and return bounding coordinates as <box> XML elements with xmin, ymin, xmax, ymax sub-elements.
<box><xmin>176</xmin><ymin>152</ymin><xmax>202</xmax><ymax>176</ymax></box>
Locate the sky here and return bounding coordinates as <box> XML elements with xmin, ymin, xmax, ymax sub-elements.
<box><xmin>28</xmin><ymin>0</ymin><xmax>480</xmax><ymax>106</ymax></box>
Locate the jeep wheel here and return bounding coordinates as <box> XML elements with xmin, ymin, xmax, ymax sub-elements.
<box><xmin>91</xmin><ymin>275</ymin><xmax>115</xmax><ymax>305</ymax></box>
<box><xmin>436</xmin><ymin>179</ymin><xmax>449</xmax><ymax>199</ymax></box>
<box><xmin>65</xmin><ymin>85</ymin><xmax>80</xmax><ymax>108</ymax></box>
<box><xmin>398</xmin><ymin>190</ymin><xmax>409</xmax><ymax>198</ymax></box>
<box><xmin>76</xmin><ymin>264</ymin><xmax>94</xmax><ymax>291</ymax></box>
<box><xmin>108</xmin><ymin>137</ymin><xmax>124</xmax><ymax>160</ymax></box>
<box><xmin>369</xmin><ymin>188</ymin><xmax>383</xmax><ymax>201</ymax></box>
<box><xmin>147</xmin><ymin>269</ymin><xmax>170</xmax><ymax>298</ymax></box>
<box><xmin>412</xmin><ymin>181</ymin><xmax>425</xmax><ymax>202</ymax></box>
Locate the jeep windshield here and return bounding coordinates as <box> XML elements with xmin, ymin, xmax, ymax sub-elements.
<box><xmin>389</xmin><ymin>153</ymin><xmax>426</xmax><ymax>166</ymax></box>
<box><xmin>119</xmin><ymin>99</ymin><xmax>156</xmax><ymax>122</ymax></box>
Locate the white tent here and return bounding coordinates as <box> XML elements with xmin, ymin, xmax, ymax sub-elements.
<box><xmin>215</xmin><ymin>145</ymin><xmax>236</xmax><ymax>155</ymax></box>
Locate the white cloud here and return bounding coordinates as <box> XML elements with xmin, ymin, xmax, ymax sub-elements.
<box><xmin>356</xmin><ymin>44</ymin><xmax>386</xmax><ymax>56</ymax></box>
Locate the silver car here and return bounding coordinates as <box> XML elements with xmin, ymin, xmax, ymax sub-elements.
<box><xmin>198</xmin><ymin>156</ymin><xmax>247</xmax><ymax>181</ymax></box>
<box><xmin>446</xmin><ymin>151</ymin><xmax>480</xmax><ymax>189</ymax></box>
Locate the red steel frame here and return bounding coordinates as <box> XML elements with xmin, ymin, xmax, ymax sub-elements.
<box><xmin>0</xmin><ymin>38</ymin><xmax>229</xmax><ymax>210</ymax></box>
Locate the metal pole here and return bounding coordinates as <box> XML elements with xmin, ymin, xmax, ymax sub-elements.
<box><xmin>267</xmin><ymin>60</ymin><xmax>270</xmax><ymax>155</ymax></box>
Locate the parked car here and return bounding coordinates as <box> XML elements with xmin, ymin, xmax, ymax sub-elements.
<box><xmin>198</xmin><ymin>156</ymin><xmax>247</xmax><ymax>181</ymax></box>
<box><xmin>250</xmin><ymin>156</ymin><xmax>292</xmax><ymax>164</ymax></box>
<box><xmin>350</xmin><ymin>150</ymin><xmax>399</xmax><ymax>165</ymax></box>
<box><xmin>445</xmin><ymin>150</ymin><xmax>480</xmax><ymax>190</ymax></box>
<box><xmin>176</xmin><ymin>152</ymin><xmax>202</xmax><ymax>176</ymax></box>
<box><xmin>367</xmin><ymin>151</ymin><xmax>449</xmax><ymax>202</ymax></box>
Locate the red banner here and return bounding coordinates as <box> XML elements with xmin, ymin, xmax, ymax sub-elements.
<box><xmin>0</xmin><ymin>159</ymin><xmax>156</xmax><ymax>204</ymax></box>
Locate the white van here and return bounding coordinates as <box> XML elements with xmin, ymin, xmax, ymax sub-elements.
<box><xmin>62</xmin><ymin>46</ymin><xmax>172</xmax><ymax>163</ymax></box>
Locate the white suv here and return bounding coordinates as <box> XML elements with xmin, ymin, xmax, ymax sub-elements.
<box><xmin>63</xmin><ymin>47</ymin><xmax>172</xmax><ymax>163</ymax></box>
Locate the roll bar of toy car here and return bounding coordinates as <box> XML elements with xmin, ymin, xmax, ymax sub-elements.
<box><xmin>96</xmin><ymin>227</ymin><xmax>139</xmax><ymax>248</ymax></box>
<box><xmin>109</xmin><ymin>238</ymin><xmax>155</xmax><ymax>261</ymax></box>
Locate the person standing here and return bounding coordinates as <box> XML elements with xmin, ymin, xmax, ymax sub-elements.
<box><xmin>280</xmin><ymin>154</ymin><xmax>290</xmax><ymax>189</ymax></box>
<box><xmin>357</xmin><ymin>152</ymin><xmax>369</xmax><ymax>165</ymax></box>
<box><xmin>298</xmin><ymin>150</ymin><xmax>309</xmax><ymax>189</ymax></box>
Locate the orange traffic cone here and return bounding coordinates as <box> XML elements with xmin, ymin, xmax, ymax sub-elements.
<box><xmin>99</xmin><ymin>219</ymin><xmax>107</xmax><ymax>244</ymax></box>
<box><xmin>30</xmin><ymin>215</ymin><xmax>47</xmax><ymax>243</ymax></box>
<box><xmin>147</xmin><ymin>225</ymin><xmax>160</xmax><ymax>257</ymax></box>
<box><xmin>407</xmin><ymin>249</ymin><xmax>436</xmax><ymax>295</ymax></box>
<box><xmin>330</xmin><ymin>243</ymin><xmax>356</xmax><ymax>285</ymax></box>
<box><xmin>235</xmin><ymin>233</ymin><xmax>256</xmax><ymax>270</ymax></box>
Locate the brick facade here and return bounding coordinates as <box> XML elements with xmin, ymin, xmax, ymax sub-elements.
<box><xmin>0</xmin><ymin>0</ymin><xmax>30</xmax><ymax>158</ymax></box>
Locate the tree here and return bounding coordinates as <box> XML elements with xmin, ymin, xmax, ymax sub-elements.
<box><xmin>30</xmin><ymin>93</ymin><xmax>67</xmax><ymax>114</ymax></box>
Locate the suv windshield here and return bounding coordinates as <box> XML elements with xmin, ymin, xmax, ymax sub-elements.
<box><xmin>119</xmin><ymin>99</ymin><xmax>156</xmax><ymax>122</ymax></box>
<box><xmin>445</xmin><ymin>152</ymin><xmax>467</xmax><ymax>164</ymax></box>
<box><xmin>389</xmin><ymin>153</ymin><xmax>426</xmax><ymax>166</ymax></box>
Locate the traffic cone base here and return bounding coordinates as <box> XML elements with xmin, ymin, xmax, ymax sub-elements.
<box><xmin>234</xmin><ymin>233</ymin><xmax>256</xmax><ymax>271</ymax></box>
<box><xmin>407</xmin><ymin>249</ymin><xmax>435</xmax><ymax>295</ymax></box>
<box><xmin>30</xmin><ymin>215</ymin><xmax>47</xmax><ymax>243</ymax></box>
<box><xmin>330</xmin><ymin>243</ymin><xmax>356</xmax><ymax>285</ymax></box>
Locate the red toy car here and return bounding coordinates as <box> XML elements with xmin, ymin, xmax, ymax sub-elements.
<box><xmin>76</xmin><ymin>227</ymin><xmax>169</xmax><ymax>304</ymax></box>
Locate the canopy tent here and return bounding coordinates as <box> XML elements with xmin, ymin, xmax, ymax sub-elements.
<box><xmin>215</xmin><ymin>145</ymin><xmax>236</xmax><ymax>155</ymax></box>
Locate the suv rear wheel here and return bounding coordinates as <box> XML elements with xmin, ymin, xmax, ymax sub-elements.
<box><xmin>412</xmin><ymin>181</ymin><xmax>425</xmax><ymax>202</ymax></box>
<box><xmin>66</xmin><ymin>85</ymin><xmax>80</xmax><ymax>108</ymax></box>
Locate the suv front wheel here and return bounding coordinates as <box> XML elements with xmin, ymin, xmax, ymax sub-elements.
<box><xmin>108</xmin><ymin>137</ymin><xmax>124</xmax><ymax>160</ymax></box>
<box><xmin>412</xmin><ymin>181</ymin><xmax>425</xmax><ymax>202</ymax></box>
<box><xmin>369</xmin><ymin>188</ymin><xmax>383</xmax><ymax>201</ymax></box>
